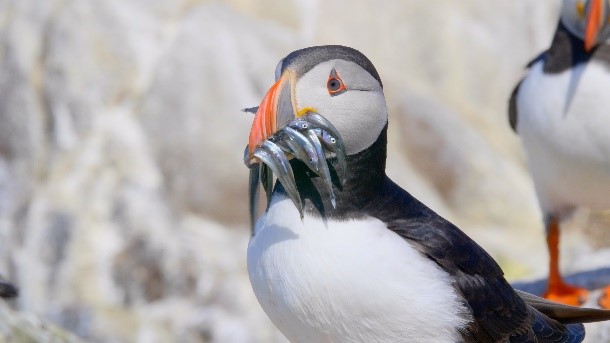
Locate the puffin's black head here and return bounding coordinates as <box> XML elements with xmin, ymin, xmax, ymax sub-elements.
<box><xmin>245</xmin><ymin>45</ymin><xmax>388</xmax><ymax>222</ymax></box>
<box><xmin>277</xmin><ymin>45</ymin><xmax>383</xmax><ymax>88</ymax></box>
<box><xmin>247</xmin><ymin>45</ymin><xmax>387</xmax><ymax>159</ymax></box>
<box><xmin>561</xmin><ymin>0</ymin><xmax>610</xmax><ymax>51</ymax></box>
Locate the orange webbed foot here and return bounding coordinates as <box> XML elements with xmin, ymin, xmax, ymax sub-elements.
<box><xmin>543</xmin><ymin>282</ymin><xmax>589</xmax><ymax>306</ymax></box>
<box><xmin>542</xmin><ymin>217</ymin><xmax>589</xmax><ymax>306</ymax></box>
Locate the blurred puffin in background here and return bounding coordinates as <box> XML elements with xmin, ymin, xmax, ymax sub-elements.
<box><xmin>510</xmin><ymin>0</ymin><xmax>610</xmax><ymax>308</ymax></box>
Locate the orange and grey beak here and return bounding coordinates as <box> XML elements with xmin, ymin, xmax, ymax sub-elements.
<box><xmin>585</xmin><ymin>0</ymin><xmax>606</xmax><ymax>52</ymax></box>
<box><xmin>247</xmin><ymin>71</ymin><xmax>297</xmax><ymax>163</ymax></box>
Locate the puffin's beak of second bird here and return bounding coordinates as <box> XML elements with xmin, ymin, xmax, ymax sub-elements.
<box><xmin>584</xmin><ymin>0</ymin><xmax>607</xmax><ymax>51</ymax></box>
<box><xmin>244</xmin><ymin>71</ymin><xmax>347</xmax><ymax>227</ymax></box>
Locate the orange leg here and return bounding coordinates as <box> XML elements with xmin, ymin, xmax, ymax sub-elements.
<box><xmin>542</xmin><ymin>217</ymin><xmax>589</xmax><ymax>306</ymax></box>
<box><xmin>599</xmin><ymin>286</ymin><xmax>610</xmax><ymax>309</ymax></box>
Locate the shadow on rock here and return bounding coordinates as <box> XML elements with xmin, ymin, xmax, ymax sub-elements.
<box><xmin>0</xmin><ymin>281</ymin><xmax>18</xmax><ymax>299</ymax></box>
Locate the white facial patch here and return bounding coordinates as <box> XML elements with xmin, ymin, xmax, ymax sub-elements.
<box><xmin>561</xmin><ymin>0</ymin><xmax>610</xmax><ymax>42</ymax></box>
<box><xmin>562</xmin><ymin>0</ymin><xmax>588</xmax><ymax>40</ymax></box>
<box><xmin>294</xmin><ymin>60</ymin><xmax>388</xmax><ymax>155</ymax></box>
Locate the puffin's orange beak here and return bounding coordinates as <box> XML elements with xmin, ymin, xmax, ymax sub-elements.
<box><xmin>585</xmin><ymin>0</ymin><xmax>605</xmax><ymax>52</ymax></box>
<box><xmin>247</xmin><ymin>71</ymin><xmax>296</xmax><ymax>161</ymax></box>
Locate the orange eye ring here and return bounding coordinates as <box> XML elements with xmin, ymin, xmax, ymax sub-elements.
<box><xmin>327</xmin><ymin>69</ymin><xmax>347</xmax><ymax>96</ymax></box>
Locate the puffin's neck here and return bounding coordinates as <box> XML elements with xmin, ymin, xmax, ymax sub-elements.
<box><xmin>545</xmin><ymin>22</ymin><xmax>610</xmax><ymax>73</ymax></box>
<box><xmin>276</xmin><ymin>125</ymin><xmax>388</xmax><ymax>220</ymax></box>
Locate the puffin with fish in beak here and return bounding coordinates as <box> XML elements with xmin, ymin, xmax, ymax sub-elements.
<box><xmin>246</xmin><ymin>45</ymin><xmax>610</xmax><ymax>342</ymax></box>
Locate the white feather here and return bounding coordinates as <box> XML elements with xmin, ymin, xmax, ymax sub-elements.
<box><xmin>517</xmin><ymin>60</ymin><xmax>610</xmax><ymax>216</ymax></box>
<box><xmin>247</xmin><ymin>195</ymin><xmax>471</xmax><ymax>343</ymax></box>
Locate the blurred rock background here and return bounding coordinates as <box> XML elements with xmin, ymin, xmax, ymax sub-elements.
<box><xmin>0</xmin><ymin>0</ymin><xmax>609</xmax><ymax>342</ymax></box>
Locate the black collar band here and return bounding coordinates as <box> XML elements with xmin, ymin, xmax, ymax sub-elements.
<box><xmin>273</xmin><ymin>124</ymin><xmax>388</xmax><ymax>220</ymax></box>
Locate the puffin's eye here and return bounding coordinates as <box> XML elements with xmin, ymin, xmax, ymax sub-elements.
<box><xmin>328</xmin><ymin>79</ymin><xmax>341</xmax><ymax>91</ymax></box>
<box><xmin>327</xmin><ymin>69</ymin><xmax>347</xmax><ymax>96</ymax></box>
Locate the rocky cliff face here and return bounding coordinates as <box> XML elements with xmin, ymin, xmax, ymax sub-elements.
<box><xmin>0</xmin><ymin>0</ymin><xmax>609</xmax><ymax>342</ymax></box>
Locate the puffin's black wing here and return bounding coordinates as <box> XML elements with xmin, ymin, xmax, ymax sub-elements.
<box><xmin>508</xmin><ymin>50</ymin><xmax>546</xmax><ymax>133</ymax></box>
<box><xmin>528</xmin><ymin>309</ymin><xmax>585</xmax><ymax>343</ymax></box>
<box><xmin>508</xmin><ymin>80</ymin><xmax>523</xmax><ymax>132</ymax></box>
<box><xmin>394</xmin><ymin>220</ymin><xmax>535</xmax><ymax>342</ymax></box>
<box><xmin>518</xmin><ymin>290</ymin><xmax>610</xmax><ymax>324</ymax></box>
<box><xmin>368</xmin><ymin>177</ymin><xmax>586</xmax><ymax>342</ymax></box>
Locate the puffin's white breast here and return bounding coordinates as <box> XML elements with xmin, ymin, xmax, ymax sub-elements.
<box><xmin>517</xmin><ymin>61</ymin><xmax>610</xmax><ymax>214</ymax></box>
<box><xmin>247</xmin><ymin>195</ymin><xmax>470</xmax><ymax>343</ymax></box>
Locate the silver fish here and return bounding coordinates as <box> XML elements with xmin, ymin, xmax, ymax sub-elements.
<box><xmin>303</xmin><ymin>113</ymin><xmax>347</xmax><ymax>183</ymax></box>
<box><xmin>248</xmin><ymin>164</ymin><xmax>260</xmax><ymax>233</ymax></box>
<box><xmin>242</xmin><ymin>106</ymin><xmax>259</xmax><ymax>114</ymax></box>
<box><xmin>313</xmin><ymin>128</ymin><xmax>347</xmax><ymax>184</ymax></box>
<box><xmin>260</xmin><ymin>163</ymin><xmax>273</xmax><ymax>202</ymax></box>
<box><xmin>305</xmin><ymin>129</ymin><xmax>336</xmax><ymax>208</ymax></box>
<box><xmin>282</xmin><ymin>127</ymin><xmax>320</xmax><ymax>173</ymax></box>
<box><xmin>288</xmin><ymin>119</ymin><xmax>311</xmax><ymax>131</ymax></box>
<box><xmin>247</xmin><ymin>112</ymin><xmax>347</xmax><ymax>221</ymax></box>
<box><xmin>257</xmin><ymin>141</ymin><xmax>303</xmax><ymax>217</ymax></box>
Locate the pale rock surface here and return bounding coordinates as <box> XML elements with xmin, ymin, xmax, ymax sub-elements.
<box><xmin>0</xmin><ymin>0</ymin><xmax>608</xmax><ymax>342</ymax></box>
<box><xmin>0</xmin><ymin>301</ymin><xmax>83</xmax><ymax>342</ymax></box>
